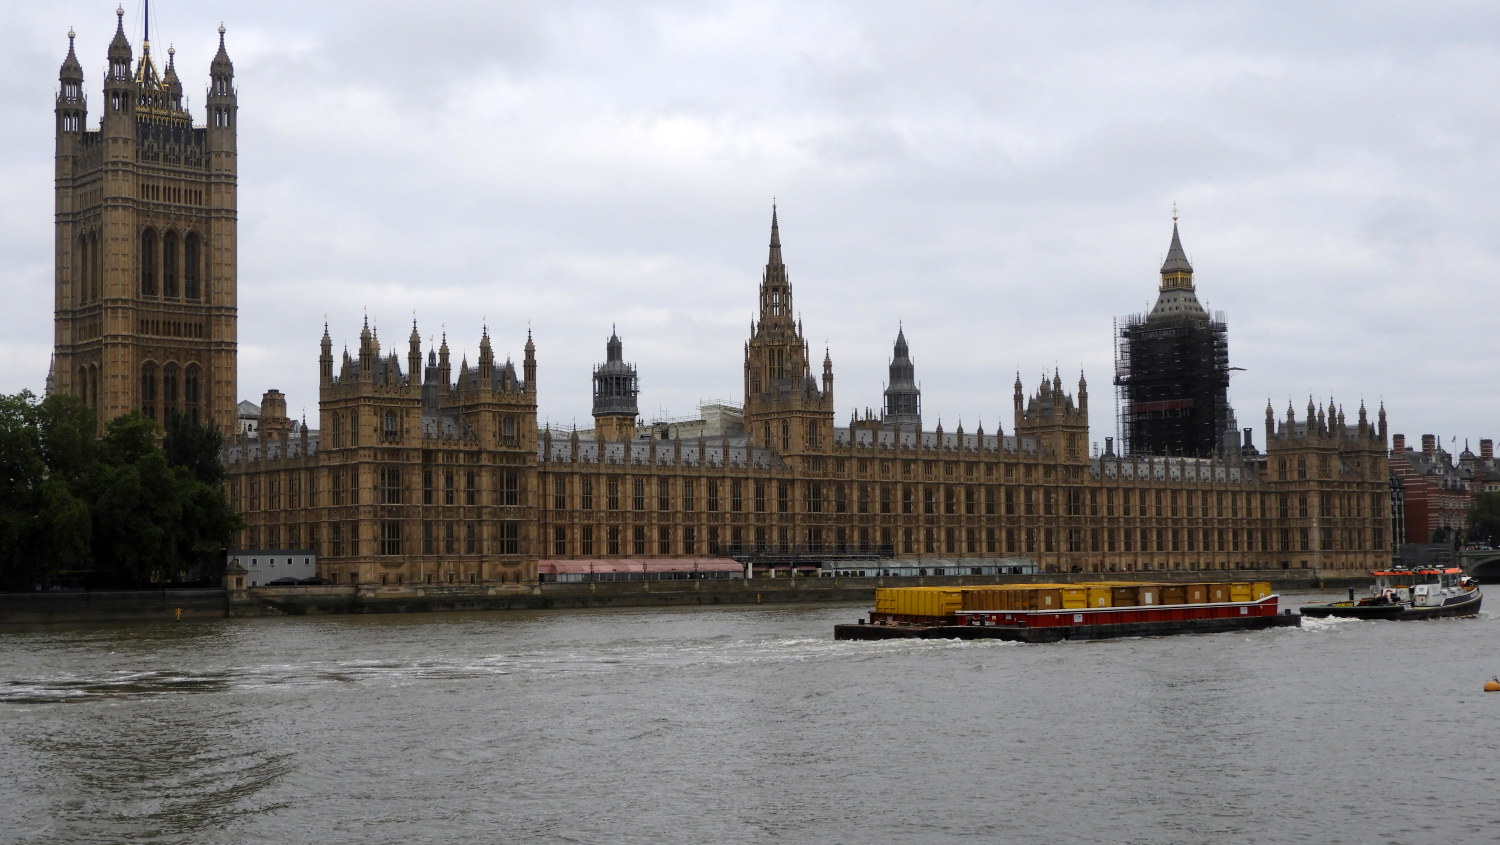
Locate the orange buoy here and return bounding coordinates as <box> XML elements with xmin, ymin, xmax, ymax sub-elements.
<box><xmin>1485</xmin><ymin>679</ymin><xmax>1500</xmax><ymax>692</ymax></box>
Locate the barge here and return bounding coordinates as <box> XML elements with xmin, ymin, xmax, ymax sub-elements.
<box><xmin>834</xmin><ymin>581</ymin><xmax>1300</xmax><ymax>642</ymax></box>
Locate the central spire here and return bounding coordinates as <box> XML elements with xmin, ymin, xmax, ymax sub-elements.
<box><xmin>768</xmin><ymin>201</ymin><xmax>782</xmax><ymax>264</ymax></box>
<box><xmin>757</xmin><ymin>202</ymin><xmax>794</xmax><ymax>330</ymax></box>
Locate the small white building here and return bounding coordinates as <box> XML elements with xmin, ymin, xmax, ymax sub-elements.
<box><xmin>228</xmin><ymin>549</ymin><xmax>319</xmax><ymax>587</ymax></box>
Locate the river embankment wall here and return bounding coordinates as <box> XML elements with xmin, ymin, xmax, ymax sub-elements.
<box><xmin>0</xmin><ymin>569</ymin><xmax>1363</xmax><ymax>623</ymax></box>
<box><xmin>0</xmin><ymin>589</ymin><xmax>229</xmax><ymax>624</ymax></box>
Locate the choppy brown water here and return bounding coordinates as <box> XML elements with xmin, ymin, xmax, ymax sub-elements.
<box><xmin>3</xmin><ymin>590</ymin><xmax>1499</xmax><ymax>844</ymax></box>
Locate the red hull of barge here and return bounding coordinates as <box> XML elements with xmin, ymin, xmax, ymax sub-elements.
<box><xmin>835</xmin><ymin>595</ymin><xmax>1299</xmax><ymax>642</ymax></box>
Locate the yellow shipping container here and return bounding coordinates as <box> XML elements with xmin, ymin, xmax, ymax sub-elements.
<box><xmin>1060</xmin><ymin>587</ymin><xmax>1090</xmax><ymax>609</ymax></box>
<box><xmin>1252</xmin><ymin>581</ymin><xmax>1273</xmax><ymax>600</ymax></box>
<box><xmin>1228</xmin><ymin>582</ymin><xmax>1252</xmax><ymax>602</ymax></box>
<box><xmin>1086</xmin><ymin>586</ymin><xmax>1113</xmax><ymax>608</ymax></box>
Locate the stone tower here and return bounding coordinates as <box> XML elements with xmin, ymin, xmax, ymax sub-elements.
<box><xmin>1114</xmin><ymin>215</ymin><xmax>1233</xmax><ymax>457</ymax></box>
<box><xmin>592</xmin><ymin>328</ymin><xmax>639</xmax><ymax>441</ymax></box>
<box><xmin>742</xmin><ymin>205</ymin><xmax>834</xmax><ymax>464</ymax></box>
<box><xmin>52</xmin><ymin>7</ymin><xmax>238</xmax><ymax>432</ymax></box>
<box><xmin>882</xmin><ymin>326</ymin><xmax>921</xmax><ymax>430</ymax></box>
<box><xmin>1014</xmin><ymin>370</ymin><xmax>1090</xmax><ymax>462</ymax></box>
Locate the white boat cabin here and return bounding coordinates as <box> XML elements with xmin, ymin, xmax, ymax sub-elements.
<box><xmin>1369</xmin><ymin>566</ymin><xmax>1476</xmax><ymax>607</ymax></box>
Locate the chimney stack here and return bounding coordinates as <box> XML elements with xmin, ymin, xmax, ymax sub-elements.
<box><xmin>1422</xmin><ymin>434</ymin><xmax>1436</xmax><ymax>455</ymax></box>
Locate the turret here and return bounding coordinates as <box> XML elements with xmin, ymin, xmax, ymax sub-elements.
<box><xmin>319</xmin><ymin>323</ymin><xmax>334</xmax><ymax>383</ymax></box>
<box><xmin>523</xmin><ymin>329</ymin><xmax>536</xmax><ymax>395</ymax></box>
<box><xmin>882</xmin><ymin>326</ymin><xmax>920</xmax><ymax>429</ymax></box>
<box><xmin>259</xmin><ymin>389</ymin><xmax>290</xmax><ymax>440</ymax></box>
<box><xmin>407</xmin><ymin>321</ymin><xmax>422</xmax><ymax>387</ymax></box>
<box><xmin>162</xmin><ymin>45</ymin><xmax>183</xmax><ymax>110</ymax></box>
<box><xmin>207</xmin><ymin>22</ymin><xmax>236</xmax><ymax>150</ymax></box>
<box><xmin>56</xmin><ymin>29</ymin><xmax>86</xmax><ymax>140</ymax></box>
<box><xmin>822</xmin><ymin>347</ymin><xmax>834</xmax><ymax>401</ymax></box>
<box><xmin>102</xmin><ymin>6</ymin><xmax>133</xmax><ymax>124</ymax></box>
<box><xmin>592</xmin><ymin>327</ymin><xmax>639</xmax><ymax>441</ymax></box>
<box><xmin>358</xmin><ymin>316</ymin><xmax>374</xmax><ymax>381</ymax></box>
<box><xmin>478</xmin><ymin>326</ymin><xmax>494</xmax><ymax>384</ymax></box>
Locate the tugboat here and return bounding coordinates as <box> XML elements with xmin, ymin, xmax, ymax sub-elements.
<box><xmin>1300</xmin><ymin>566</ymin><xmax>1482</xmax><ymax>620</ymax></box>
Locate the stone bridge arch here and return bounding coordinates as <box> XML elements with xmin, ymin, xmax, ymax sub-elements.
<box><xmin>1459</xmin><ymin>550</ymin><xmax>1500</xmax><ymax>581</ymax></box>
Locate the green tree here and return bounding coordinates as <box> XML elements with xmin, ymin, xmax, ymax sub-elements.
<box><xmin>1468</xmin><ymin>492</ymin><xmax>1500</xmax><ymax>546</ymax></box>
<box><xmin>0</xmin><ymin>391</ymin><xmax>100</xmax><ymax>589</ymax></box>
<box><xmin>0</xmin><ymin>392</ymin><xmax>242</xmax><ymax>590</ymax></box>
<box><xmin>164</xmin><ymin>409</ymin><xmax>226</xmax><ymax>485</ymax></box>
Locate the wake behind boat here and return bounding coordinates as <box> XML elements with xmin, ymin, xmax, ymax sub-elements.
<box><xmin>1301</xmin><ymin>565</ymin><xmax>1481</xmax><ymax>620</ymax></box>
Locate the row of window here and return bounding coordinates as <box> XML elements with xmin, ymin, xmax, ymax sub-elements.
<box><xmin>139</xmin><ymin>228</ymin><xmax>205</xmax><ymax>300</ymax></box>
<box><xmin>531</xmin><ymin>522</ymin><xmax>1387</xmax><ymax>558</ymax></box>
<box><xmin>140</xmin><ymin>361</ymin><xmax>204</xmax><ymax>422</ymax></box>
<box><xmin>242</xmin><ymin>516</ymin><xmax>1385</xmax><ymax>561</ymax></box>
<box><xmin>541</xmin><ymin>476</ymin><xmax>1382</xmax><ymax>522</ymax></box>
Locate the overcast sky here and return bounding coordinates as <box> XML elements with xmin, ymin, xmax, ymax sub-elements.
<box><xmin>4</xmin><ymin>1</ymin><xmax>1499</xmax><ymax>453</ymax></box>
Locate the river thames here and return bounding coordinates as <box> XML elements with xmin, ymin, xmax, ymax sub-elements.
<box><xmin>2</xmin><ymin>589</ymin><xmax>1498</xmax><ymax>844</ymax></box>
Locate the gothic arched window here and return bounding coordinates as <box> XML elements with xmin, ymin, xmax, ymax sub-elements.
<box><xmin>184</xmin><ymin>233</ymin><xmax>201</xmax><ymax>300</ymax></box>
<box><xmin>162</xmin><ymin>231</ymin><xmax>178</xmax><ymax>298</ymax></box>
<box><xmin>141</xmin><ymin>362</ymin><xmax>158</xmax><ymax>420</ymax></box>
<box><xmin>77</xmin><ymin>233</ymin><xmax>89</xmax><ymax>303</ymax></box>
<box><xmin>184</xmin><ymin>365</ymin><xmax>201</xmax><ymax>424</ymax></box>
<box><xmin>140</xmin><ymin>230</ymin><xmax>157</xmax><ymax>297</ymax></box>
<box><xmin>163</xmin><ymin>363</ymin><xmax>180</xmax><ymax>417</ymax></box>
<box><xmin>90</xmin><ymin>231</ymin><xmax>102</xmax><ymax>300</ymax></box>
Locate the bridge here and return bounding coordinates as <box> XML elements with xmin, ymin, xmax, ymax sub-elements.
<box><xmin>1459</xmin><ymin>548</ymin><xmax>1500</xmax><ymax>580</ymax></box>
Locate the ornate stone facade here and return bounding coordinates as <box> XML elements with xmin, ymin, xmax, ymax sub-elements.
<box><xmin>225</xmin><ymin>210</ymin><xmax>1392</xmax><ymax>585</ymax></box>
<box><xmin>51</xmin><ymin>9</ymin><xmax>238</xmax><ymax>432</ymax></box>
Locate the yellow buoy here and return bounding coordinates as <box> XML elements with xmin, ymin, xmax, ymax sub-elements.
<box><xmin>1484</xmin><ymin>679</ymin><xmax>1500</xmax><ymax>692</ymax></box>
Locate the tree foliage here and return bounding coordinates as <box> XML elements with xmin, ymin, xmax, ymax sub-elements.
<box><xmin>0</xmin><ymin>391</ymin><xmax>243</xmax><ymax>591</ymax></box>
<box><xmin>1468</xmin><ymin>492</ymin><xmax>1500</xmax><ymax>546</ymax></box>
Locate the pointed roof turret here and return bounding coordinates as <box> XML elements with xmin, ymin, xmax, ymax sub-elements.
<box><xmin>606</xmin><ymin>324</ymin><xmax>623</xmax><ymax>362</ymax></box>
<box><xmin>1149</xmin><ymin>210</ymin><xmax>1205</xmax><ymax>318</ymax></box>
<box><xmin>108</xmin><ymin>5</ymin><xmax>131</xmax><ymax>61</ymax></box>
<box><xmin>60</xmin><ymin>27</ymin><xmax>83</xmax><ymax>81</ymax></box>
<box><xmin>105</xmin><ymin>5</ymin><xmax>132</xmax><ymax>83</ymax></box>
<box><xmin>1160</xmin><ymin>220</ymin><xmax>1193</xmax><ymax>275</ymax></box>
<box><xmin>163</xmin><ymin>44</ymin><xmax>183</xmax><ymax>102</ymax></box>
<box><xmin>212</xmin><ymin>22</ymin><xmax>233</xmax><ymax>72</ymax></box>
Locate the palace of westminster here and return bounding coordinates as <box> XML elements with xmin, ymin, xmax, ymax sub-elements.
<box><xmin>48</xmin><ymin>10</ymin><xmax>1395</xmax><ymax>587</ymax></box>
